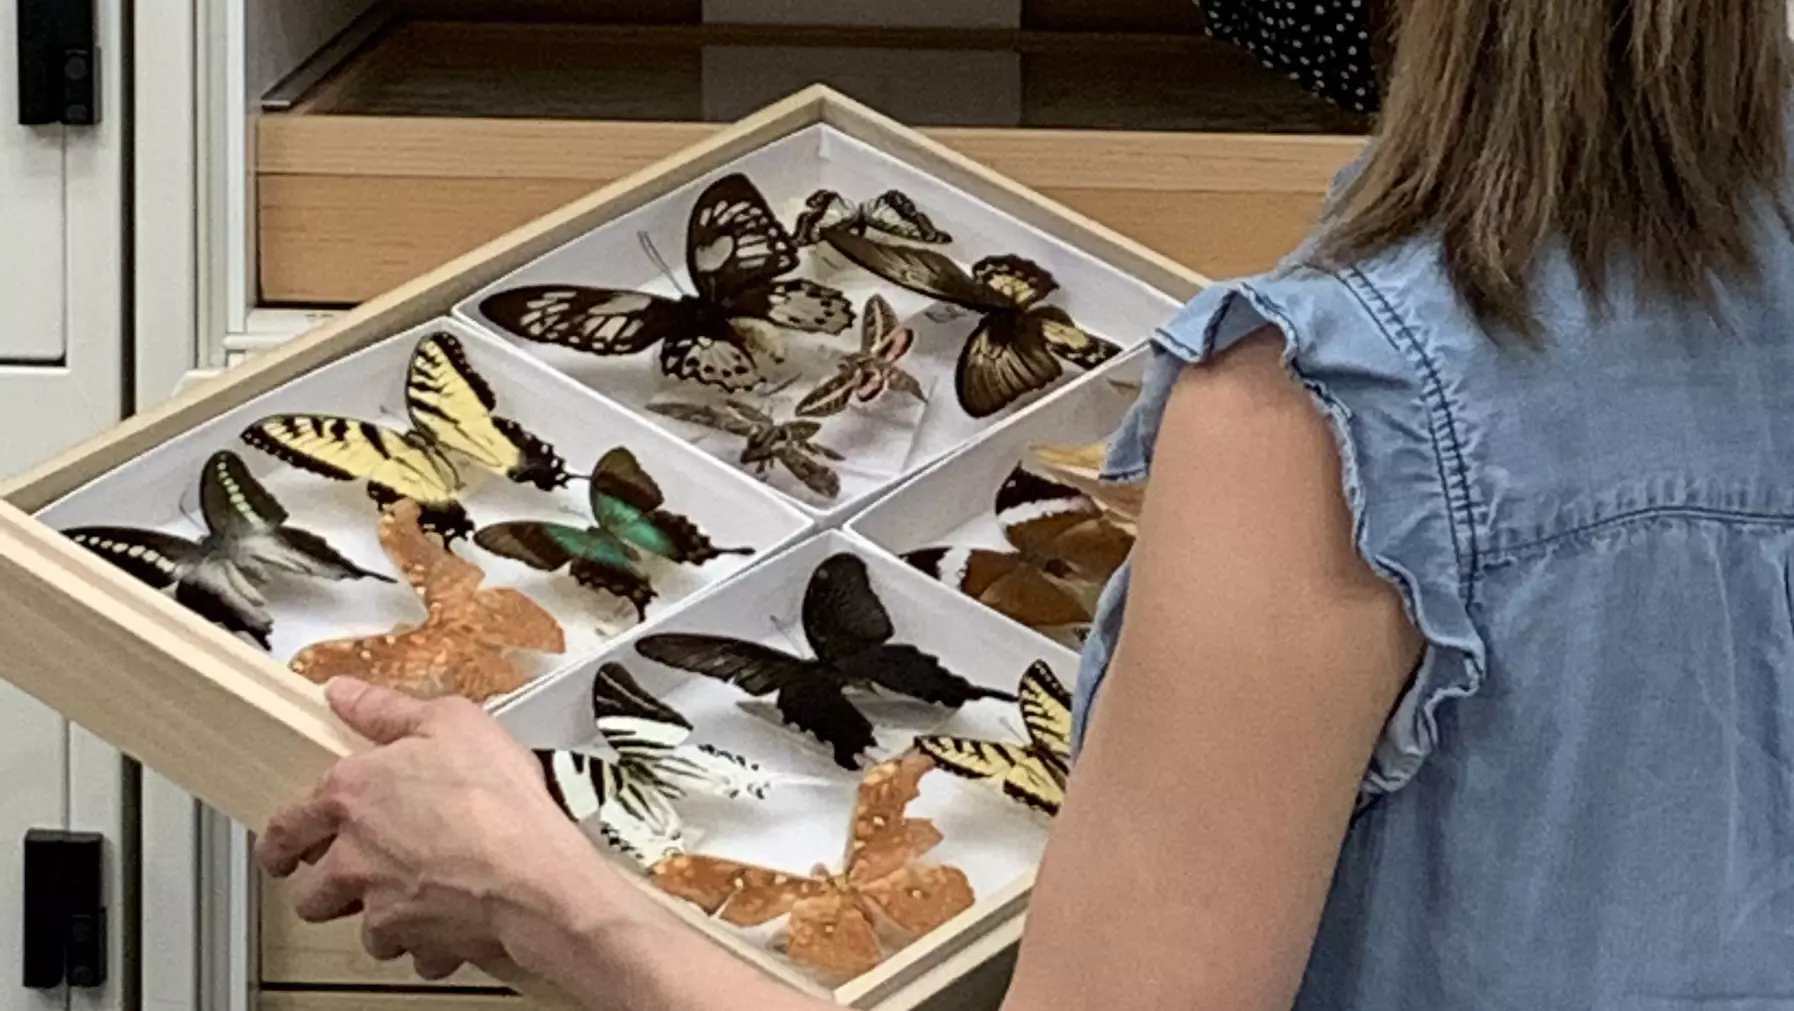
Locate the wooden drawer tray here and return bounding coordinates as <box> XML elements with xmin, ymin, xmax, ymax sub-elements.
<box><xmin>2</xmin><ymin>87</ymin><xmax>1201</xmax><ymax>1008</ymax></box>
<box><xmin>257</xmin><ymin>16</ymin><xmax>1366</xmax><ymax>305</ymax></box>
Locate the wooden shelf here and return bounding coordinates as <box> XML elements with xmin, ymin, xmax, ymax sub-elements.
<box><xmin>256</xmin><ymin>16</ymin><xmax>1366</xmax><ymax>305</ymax></box>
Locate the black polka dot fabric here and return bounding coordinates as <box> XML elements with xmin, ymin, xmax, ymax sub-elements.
<box><xmin>1200</xmin><ymin>0</ymin><xmax>1380</xmax><ymax>114</ymax></box>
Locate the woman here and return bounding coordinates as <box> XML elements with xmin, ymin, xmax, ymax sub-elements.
<box><xmin>259</xmin><ymin>2</ymin><xmax>1794</xmax><ymax>1008</ymax></box>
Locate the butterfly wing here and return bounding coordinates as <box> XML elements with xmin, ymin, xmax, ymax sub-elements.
<box><xmin>997</xmin><ymin>467</ymin><xmax>1134</xmax><ymax>582</ymax></box>
<box><xmin>592</xmin><ymin>661</ymin><xmax>690</xmax><ymax>730</ymax></box>
<box><xmin>201</xmin><ymin>451</ymin><xmax>390</xmax><ymax>583</ymax></box>
<box><xmin>956</xmin><ymin>312</ymin><xmax>1063</xmax><ymax>419</ymax></box>
<box><xmin>839</xmin><ymin>643</ymin><xmax>1015</xmax><ymax>708</ymax></box>
<box><xmin>645</xmin><ymin>401</ymin><xmax>762</xmax><ymax>439</ymax></box>
<box><xmin>787</xmin><ymin>891</ymin><xmax>886</xmax><ymax>980</ymax></box>
<box><xmin>971</xmin><ymin>254</ymin><xmax>1059</xmax><ymax>308</ymax></box>
<box><xmin>846</xmin><ymin>754</ymin><xmax>943</xmax><ymax>881</ymax></box>
<box><xmin>860</xmin><ymin>293</ymin><xmax>899</xmax><ymax>354</ymax></box>
<box><xmin>903</xmin><ymin>544</ymin><xmax>1092</xmax><ymax>630</ymax></box>
<box><xmin>775</xmin><ymin>677</ymin><xmax>877</xmax><ymax>771</ymax></box>
<box><xmin>775</xmin><ymin>445</ymin><xmax>843</xmax><ymax>500</ymax></box>
<box><xmin>289</xmin><ymin>625</ymin><xmax>526</xmax><ymax>701</ymax></box>
<box><xmin>651</xmin><ymin>854</ymin><xmax>829</xmax><ymax>926</ymax></box>
<box><xmin>801</xmin><ymin>553</ymin><xmax>894</xmax><ymax>665</ymax></box>
<box><xmin>793</xmin><ymin>360</ymin><xmax>867</xmax><ymax>419</ymax></box>
<box><xmin>386</xmin><ymin>502</ymin><xmax>566</xmax><ymax>655</ymax></box>
<box><xmin>478</xmin><ymin>286</ymin><xmax>689</xmax><ymax>357</ymax></box>
<box><xmin>475</xmin><ymin>521</ymin><xmax>655</xmax><ymax>618</ymax></box>
<box><xmin>822</xmin><ymin>230</ymin><xmax>1006</xmax><ymax>310</ymax></box>
<box><xmin>792</xmin><ymin>189</ymin><xmax>855</xmax><ymax>247</ymax></box>
<box><xmin>407</xmin><ymin>332</ymin><xmax>569</xmax><ymax>491</ymax></box>
<box><xmin>857</xmin><ymin>863</ymin><xmax>976</xmax><ymax>941</ymax></box>
<box><xmin>859</xmin><ymin>190</ymin><xmax>952</xmax><ymax>245</ymax></box>
<box><xmin>589</xmin><ymin>447</ymin><xmax>744</xmax><ymax>565</ymax></box>
<box><xmin>240</xmin><ymin>415</ymin><xmax>466</xmax><ymax>531</ymax></box>
<box><xmin>633</xmin><ymin>633</ymin><xmax>812</xmax><ymax>696</ymax></box>
<box><xmin>728</xmin><ymin>279</ymin><xmax>854</xmax><ymax>336</ymax></box>
<box><xmin>686</xmin><ymin>173</ymin><xmax>800</xmax><ymax>304</ymax></box>
<box><xmin>1033</xmin><ymin>305</ymin><xmax>1120</xmax><ymax>371</ymax></box>
<box><xmin>1018</xmin><ymin>661</ymin><xmax>1073</xmax><ymax>768</ymax></box>
<box><xmin>67</xmin><ymin>527</ymin><xmax>275</xmax><ymax>649</ymax></box>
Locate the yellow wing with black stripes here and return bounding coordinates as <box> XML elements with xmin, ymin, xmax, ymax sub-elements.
<box><xmin>914</xmin><ymin>660</ymin><xmax>1071</xmax><ymax>815</ymax></box>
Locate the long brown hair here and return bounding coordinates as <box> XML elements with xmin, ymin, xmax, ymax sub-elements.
<box><xmin>1316</xmin><ymin>0</ymin><xmax>1791</xmax><ymax>339</ymax></box>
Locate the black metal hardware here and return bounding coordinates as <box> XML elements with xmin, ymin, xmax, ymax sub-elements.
<box><xmin>22</xmin><ymin>829</ymin><xmax>106</xmax><ymax>990</ymax></box>
<box><xmin>17</xmin><ymin>0</ymin><xmax>98</xmax><ymax>126</ymax></box>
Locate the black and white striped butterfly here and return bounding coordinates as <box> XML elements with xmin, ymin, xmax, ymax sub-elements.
<box><xmin>792</xmin><ymin>188</ymin><xmax>952</xmax><ymax>247</ymax></box>
<box><xmin>480</xmin><ymin>173</ymin><xmax>855</xmax><ymax>393</ymax></box>
<box><xmin>63</xmin><ymin>451</ymin><xmax>391</xmax><ymax>649</ymax></box>
<box><xmin>538</xmin><ymin>663</ymin><xmax>801</xmax><ymax>867</ymax></box>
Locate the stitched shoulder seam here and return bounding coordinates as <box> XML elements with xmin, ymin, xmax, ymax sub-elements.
<box><xmin>1338</xmin><ymin>267</ymin><xmax>1482</xmax><ymax>597</ymax></box>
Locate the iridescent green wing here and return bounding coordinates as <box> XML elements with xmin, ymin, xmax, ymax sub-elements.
<box><xmin>474</xmin><ymin>521</ymin><xmax>640</xmax><ymax>575</ymax></box>
<box><xmin>588</xmin><ymin>447</ymin><xmax>748</xmax><ymax>566</ymax></box>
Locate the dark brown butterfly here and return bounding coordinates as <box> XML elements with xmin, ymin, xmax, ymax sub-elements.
<box><xmin>792</xmin><ymin>189</ymin><xmax>952</xmax><ymax>247</ymax></box>
<box><xmin>904</xmin><ymin>465</ymin><xmax>1133</xmax><ymax>637</ymax></box>
<box><xmin>822</xmin><ymin>229</ymin><xmax>1121</xmax><ymax>418</ymax></box>
<box><xmin>635</xmin><ymin>553</ymin><xmax>1014</xmax><ymax>770</ymax></box>
<box><xmin>795</xmin><ymin>294</ymin><xmax>926</xmax><ymax>419</ymax></box>
<box><xmin>479</xmin><ymin>173</ymin><xmax>855</xmax><ymax>392</ymax></box>
<box><xmin>473</xmin><ymin>447</ymin><xmax>749</xmax><ymax>620</ymax></box>
<box><xmin>646</xmin><ymin>399</ymin><xmax>843</xmax><ymax>500</ymax></box>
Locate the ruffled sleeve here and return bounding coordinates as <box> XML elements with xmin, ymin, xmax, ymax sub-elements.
<box><xmin>1074</xmin><ymin>266</ymin><xmax>1489</xmax><ymax>799</ymax></box>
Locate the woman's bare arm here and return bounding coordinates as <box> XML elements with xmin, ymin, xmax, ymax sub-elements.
<box><xmin>1002</xmin><ymin>331</ymin><xmax>1421</xmax><ymax>1011</ymax></box>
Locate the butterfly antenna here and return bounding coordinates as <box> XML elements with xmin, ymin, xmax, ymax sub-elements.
<box><xmin>637</xmin><ymin>231</ymin><xmax>688</xmax><ymax>296</ymax></box>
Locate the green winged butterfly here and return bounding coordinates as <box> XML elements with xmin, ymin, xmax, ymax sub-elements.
<box><xmin>472</xmin><ymin>447</ymin><xmax>750</xmax><ymax>619</ymax></box>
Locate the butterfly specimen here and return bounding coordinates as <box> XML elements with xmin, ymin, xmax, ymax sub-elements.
<box><xmin>794</xmin><ymin>294</ymin><xmax>925</xmax><ymax>419</ymax></box>
<box><xmin>474</xmin><ymin>447</ymin><xmax>748</xmax><ymax>620</ymax></box>
<box><xmin>289</xmin><ymin>500</ymin><xmax>566</xmax><ymax>702</ymax></box>
<box><xmin>792</xmin><ymin>189</ymin><xmax>952</xmax><ymax>248</ymax></box>
<box><xmin>635</xmin><ymin>552</ymin><xmax>1013</xmax><ymax>770</ymax></box>
<box><xmin>822</xmin><ymin>228</ymin><xmax>1121</xmax><ymax>418</ymax></box>
<box><xmin>63</xmin><ymin>450</ymin><xmax>391</xmax><ymax>650</ymax></box>
<box><xmin>651</xmin><ymin>752</ymin><xmax>974</xmax><ymax>980</ymax></box>
<box><xmin>915</xmin><ymin>660</ymin><xmax>1071</xmax><ymax>816</ymax></box>
<box><xmin>904</xmin><ymin>465</ymin><xmax>1133</xmax><ymax>637</ymax></box>
<box><xmin>1026</xmin><ymin>441</ymin><xmax>1142</xmax><ymax>535</ymax></box>
<box><xmin>479</xmin><ymin>173</ymin><xmax>855</xmax><ymax>393</ymax></box>
<box><xmin>241</xmin><ymin>332</ymin><xmax>571</xmax><ymax>543</ymax></box>
<box><xmin>540</xmin><ymin>663</ymin><xmax>792</xmax><ymax>867</ymax></box>
<box><xmin>646</xmin><ymin>399</ymin><xmax>844</xmax><ymax>500</ymax></box>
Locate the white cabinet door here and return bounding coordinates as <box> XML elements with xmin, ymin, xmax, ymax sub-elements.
<box><xmin>0</xmin><ymin>1</ymin><xmax>128</xmax><ymax>1009</ymax></box>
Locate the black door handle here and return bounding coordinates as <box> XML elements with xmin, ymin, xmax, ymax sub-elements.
<box><xmin>22</xmin><ymin>829</ymin><xmax>107</xmax><ymax>990</ymax></box>
<box><xmin>17</xmin><ymin>0</ymin><xmax>97</xmax><ymax>126</ymax></box>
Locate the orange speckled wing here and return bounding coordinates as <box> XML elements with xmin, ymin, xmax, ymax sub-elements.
<box><xmin>786</xmin><ymin>890</ymin><xmax>884</xmax><ymax>980</ymax></box>
<box><xmin>650</xmin><ymin>854</ymin><xmax>828</xmax><ymax>927</ymax></box>
<box><xmin>857</xmin><ymin>863</ymin><xmax>975</xmax><ymax>940</ymax></box>
<box><xmin>845</xmin><ymin>753</ymin><xmax>943</xmax><ymax>883</ymax></box>
<box><xmin>288</xmin><ymin>501</ymin><xmax>564</xmax><ymax>701</ymax></box>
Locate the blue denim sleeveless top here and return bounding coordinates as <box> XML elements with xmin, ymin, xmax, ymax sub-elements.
<box><xmin>1074</xmin><ymin>173</ymin><xmax>1794</xmax><ymax>1007</ymax></box>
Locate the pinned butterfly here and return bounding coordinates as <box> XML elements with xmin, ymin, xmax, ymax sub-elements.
<box><xmin>647</xmin><ymin>398</ymin><xmax>844</xmax><ymax>501</ymax></box>
<box><xmin>61</xmin><ymin>450</ymin><xmax>390</xmax><ymax>649</ymax></box>
<box><xmin>540</xmin><ymin>663</ymin><xmax>812</xmax><ymax>867</ymax></box>
<box><xmin>916</xmin><ymin>660</ymin><xmax>1071</xmax><ymax>816</ymax></box>
<box><xmin>241</xmin><ymin>331</ymin><xmax>571</xmax><ymax>542</ymax></box>
<box><xmin>794</xmin><ymin>294</ymin><xmax>925</xmax><ymax>419</ymax></box>
<box><xmin>905</xmin><ymin>465</ymin><xmax>1133</xmax><ymax>645</ymax></box>
<box><xmin>823</xmin><ymin>229</ymin><xmax>1120</xmax><ymax>418</ymax></box>
<box><xmin>792</xmin><ymin>189</ymin><xmax>951</xmax><ymax>247</ymax></box>
<box><xmin>635</xmin><ymin>552</ymin><xmax>1013</xmax><ymax>770</ymax></box>
<box><xmin>652</xmin><ymin>753</ymin><xmax>974</xmax><ymax>980</ymax></box>
<box><xmin>480</xmin><ymin>173</ymin><xmax>854</xmax><ymax>392</ymax></box>
<box><xmin>289</xmin><ymin>500</ymin><xmax>566</xmax><ymax>702</ymax></box>
<box><xmin>474</xmin><ymin>447</ymin><xmax>748</xmax><ymax>621</ymax></box>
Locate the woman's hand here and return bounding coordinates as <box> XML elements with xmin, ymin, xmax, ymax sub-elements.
<box><xmin>255</xmin><ymin>678</ymin><xmax>604</xmax><ymax>981</ymax></box>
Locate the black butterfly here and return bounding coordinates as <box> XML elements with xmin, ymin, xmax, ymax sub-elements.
<box><xmin>479</xmin><ymin>173</ymin><xmax>856</xmax><ymax>392</ymax></box>
<box><xmin>63</xmin><ymin>451</ymin><xmax>391</xmax><ymax>649</ymax></box>
<box><xmin>635</xmin><ymin>553</ymin><xmax>1014</xmax><ymax>770</ymax></box>
<box><xmin>793</xmin><ymin>189</ymin><xmax>952</xmax><ymax>247</ymax></box>
<box><xmin>822</xmin><ymin>228</ymin><xmax>1122</xmax><ymax>418</ymax></box>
